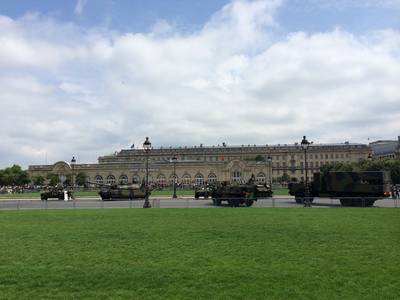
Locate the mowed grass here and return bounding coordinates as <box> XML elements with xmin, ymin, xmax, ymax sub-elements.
<box><xmin>1</xmin><ymin>209</ymin><xmax>399</xmax><ymax>299</ymax></box>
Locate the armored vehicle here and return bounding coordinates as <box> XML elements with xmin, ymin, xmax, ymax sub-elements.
<box><xmin>40</xmin><ymin>185</ymin><xmax>73</xmax><ymax>201</ymax></box>
<box><xmin>288</xmin><ymin>171</ymin><xmax>391</xmax><ymax>207</ymax></box>
<box><xmin>89</xmin><ymin>181</ymin><xmax>148</xmax><ymax>201</ymax></box>
<box><xmin>194</xmin><ymin>185</ymin><xmax>212</xmax><ymax>199</ymax></box>
<box><xmin>211</xmin><ymin>182</ymin><xmax>273</xmax><ymax>207</ymax></box>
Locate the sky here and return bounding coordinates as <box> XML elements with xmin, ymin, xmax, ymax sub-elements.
<box><xmin>0</xmin><ymin>0</ymin><xmax>399</xmax><ymax>168</ymax></box>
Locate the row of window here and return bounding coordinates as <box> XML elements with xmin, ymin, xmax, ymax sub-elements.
<box><xmin>92</xmin><ymin>172</ymin><xmax>269</xmax><ymax>185</ymax></box>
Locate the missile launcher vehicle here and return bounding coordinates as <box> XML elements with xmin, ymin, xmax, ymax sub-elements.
<box><xmin>288</xmin><ymin>171</ymin><xmax>391</xmax><ymax>207</ymax></box>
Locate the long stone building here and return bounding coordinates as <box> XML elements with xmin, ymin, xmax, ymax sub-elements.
<box><xmin>28</xmin><ymin>141</ymin><xmax>370</xmax><ymax>186</ymax></box>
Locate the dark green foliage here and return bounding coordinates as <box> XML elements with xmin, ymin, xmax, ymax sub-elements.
<box><xmin>0</xmin><ymin>165</ymin><xmax>30</xmax><ymax>186</ymax></box>
<box><xmin>255</xmin><ymin>154</ymin><xmax>265</xmax><ymax>162</ymax></box>
<box><xmin>0</xmin><ymin>209</ymin><xmax>398</xmax><ymax>299</ymax></box>
<box><xmin>46</xmin><ymin>173</ymin><xmax>60</xmax><ymax>186</ymax></box>
<box><xmin>32</xmin><ymin>176</ymin><xmax>45</xmax><ymax>186</ymax></box>
<box><xmin>75</xmin><ymin>172</ymin><xmax>88</xmax><ymax>186</ymax></box>
<box><xmin>320</xmin><ymin>159</ymin><xmax>400</xmax><ymax>184</ymax></box>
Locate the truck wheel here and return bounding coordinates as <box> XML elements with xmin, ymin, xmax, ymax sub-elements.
<box><xmin>353</xmin><ymin>198</ymin><xmax>375</xmax><ymax>207</ymax></box>
<box><xmin>365</xmin><ymin>199</ymin><xmax>375</xmax><ymax>207</ymax></box>
<box><xmin>229</xmin><ymin>199</ymin><xmax>240</xmax><ymax>207</ymax></box>
<box><xmin>212</xmin><ymin>198</ymin><xmax>221</xmax><ymax>206</ymax></box>
<box><xmin>195</xmin><ymin>194</ymin><xmax>199</xmax><ymax>199</ymax></box>
<box><xmin>245</xmin><ymin>199</ymin><xmax>254</xmax><ymax>207</ymax></box>
<box><xmin>340</xmin><ymin>199</ymin><xmax>352</xmax><ymax>207</ymax></box>
<box><xmin>41</xmin><ymin>196</ymin><xmax>47</xmax><ymax>201</ymax></box>
<box><xmin>295</xmin><ymin>197</ymin><xmax>303</xmax><ymax>204</ymax></box>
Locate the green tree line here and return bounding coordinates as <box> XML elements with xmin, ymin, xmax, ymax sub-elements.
<box><xmin>319</xmin><ymin>159</ymin><xmax>400</xmax><ymax>184</ymax></box>
<box><xmin>0</xmin><ymin>164</ymin><xmax>88</xmax><ymax>186</ymax></box>
<box><xmin>0</xmin><ymin>165</ymin><xmax>30</xmax><ymax>186</ymax></box>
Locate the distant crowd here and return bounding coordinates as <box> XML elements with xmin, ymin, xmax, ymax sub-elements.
<box><xmin>0</xmin><ymin>184</ymin><xmax>40</xmax><ymax>194</ymax></box>
<box><xmin>391</xmin><ymin>185</ymin><xmax>400</xmax><ymax>199</ymax></box>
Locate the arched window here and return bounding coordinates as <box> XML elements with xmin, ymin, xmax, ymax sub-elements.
<box><xmin>132</xmin><ymin>175</ymin><xmax>140</xmax><ymax>184</ymax></box>
<box><xmin>119</xmin><ymin>175</ymin><xmax>128</xmax><ymax>185</ymax></box>
<box><xmin>231</xmin><ymin>171</ymin><xmax>241</xmax><ymax>183</ymax></box>
<box><xmin>106</xmin><ymin>175</ymin><xmax>116</xmax><ymax>184</ymax></box>
<box><xmin>95</xmin><ymin>175</ymin><xmax>103</xmax><ymax>184</ymax></box>
<box><xmin>207</xmin><ymin>173</ymin><xmax>217</xmax><ymax>183</ymax></box>
<box><xmin>195</xmin><ymin>174</ymin><xmax>204</xmax><ymax>186</ymax></box>
<box><xmin>157</xmin><ymin>174</ymin><xmax>166</xmax><ymax>186</ymax></box>
<box><xmin>169</xmin><ymin>175</ymin><xmax>178</xmax><ymax>185</ymax></box>
<box><xmin>182</xmin><ymin>174</ymin><xmax>191</xmax><ymax>186</ymax></box>
<box><xmin>256</xmin><ymin>173</ymin><xmax>266</xmax><ymax>184</ymax></box>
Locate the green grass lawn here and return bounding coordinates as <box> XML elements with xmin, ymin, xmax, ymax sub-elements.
<box><xmin>0</xmin><ymin>208</ymin><xmax>399</xmax><ymax>299</ymax></box>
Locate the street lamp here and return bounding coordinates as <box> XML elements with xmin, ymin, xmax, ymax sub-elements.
<box><xmin>143</xmin><ymin>137</ymin><xmax>152</xmax><ymax>208</ymax></box>
<box><xmin>70</xmin><ymin>156</ymin><xmax>76</xmax><ymax>190</ymax></box>
<box><xmin>267</xmin><ymin>155</ymin><xmax>272</xmax><ymax>186</ymax></box>
<box><xmin>171</xmin><ymin>155</ymin><xmax>178</xmax><ymax>199</ymax></box>
<box><xmin>301</xmin><ymin>136</ymin><xmax>311</xmax><ymax>207</ymax></box>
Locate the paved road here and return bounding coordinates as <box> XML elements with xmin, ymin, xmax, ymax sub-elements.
<box><xmin>0</xmin><ymin>196</ymin><xmax>398</xmax><ymax>210</ymax></box>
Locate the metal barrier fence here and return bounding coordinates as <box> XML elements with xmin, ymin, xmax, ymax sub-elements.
<box><xmin>0</xmin><ymin>197</ymin><xmax>398</xmax><ymax>210</ymax></box>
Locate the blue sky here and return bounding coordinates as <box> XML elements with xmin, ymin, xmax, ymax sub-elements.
<box><xmin>0</xmin><ymin>0</ymin><xmax>399</xmax><ymax>167</ymax></box>
<box><xmin>1</xmin><ymin>0</ymin><xmax>399</xmax><ymax>34</ymax></box>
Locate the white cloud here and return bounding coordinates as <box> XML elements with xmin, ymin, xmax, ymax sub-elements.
<box><xmin>74</xmin><ymin>0</ymin><xmax>88</xmax><ymax>16</ymax></box>
<box><xmin>0</xmin><ymin>0</ymin><xmax>399</xmax><ymax>168</ymax></box>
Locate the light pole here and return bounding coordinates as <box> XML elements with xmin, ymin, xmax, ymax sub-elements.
<box><xmin>172</xmin><ymin>155</ymin><xmax>177</xmax><ymax>199</ymax></box>
<box><xmin>301</xmin><ymin>136</ymin><xmax>311</xmax><ymax>207</ymax></box>
<box><xmin>70</xmin><ymin>156</ymin><xmax>76</xmax><ymax>190</ymax></box>
<box><xmin>267</xmin><ymin>155</ymin><xmax>272</xmax><ymax>186</ymax></box>
<box><xmin>143</xmin><ymin>137</ymin><xmax>152</xmax><ymax>208</ymax></box>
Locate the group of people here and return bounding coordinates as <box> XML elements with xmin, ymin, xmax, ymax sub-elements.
<box><xmin>391</xmin><ymin>185</ymin><xmax>400</xmax><ymax>199</ymax></box>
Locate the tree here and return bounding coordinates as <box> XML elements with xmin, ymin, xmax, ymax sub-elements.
<box><xmin>281</xmin><ymin>172</ymin><xmax>290</xmax><ymax>183</ymax></box>
<box><xmin>75</xmin><ymin>172</ymin><xmax>88</xmax><ymax>186</ymax></box>
<box><xmin>32</xmin><ymin>176</ymin><xmax>45</xmax><ymax>186</ymax></box>
<box><xmin>0</xmin><ymin>165</ymin><xmax>30</xmax><ymax>186</ymax></box>
<box><xmin>46</xmin><ymin>173</ymin><xmax>60</xmax><ymax>186</ymax></box>
<box><xmin>255</xmin><ymin>155</ymin><xmax>266</xmax><ymax>162</ymax></box>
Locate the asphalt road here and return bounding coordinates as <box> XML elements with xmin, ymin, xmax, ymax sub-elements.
<box><xmin>0</xmin><ymin>196</ymin><xmax>398</xmax><ymax>210</ymax></box>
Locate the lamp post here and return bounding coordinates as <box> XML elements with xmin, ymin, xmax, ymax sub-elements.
<box><xmin>267</xmin><ymin>155</ymin><xmax>272</xmax><ymax>186</ymax></box>
<box><xmin>171</xmin><ymin>155</ymin><xmax>177</xmax><ymax>199</ymax></box>
<box><xmin>301</xmin><ymin>136</ymin><xmax>311</xmax><ymax>207</ymax></box>
<box><xmin>143</xmin><ymin>137</ymin><xmax>152</xmax><ymax>208</ymax></box>
<box><xmin>70</xmin><ymin>156</ymin><xmax>76</xmax><ymax>190</ymax></box>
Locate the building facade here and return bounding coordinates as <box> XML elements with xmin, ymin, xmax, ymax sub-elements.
<box><xmin>28</xmin><ymin>141</ymin><xmax>370</xmax><ymax>186</ymax></box>
<box><xmin>369</xmin><ymin>137</ymin><xmax>400</xmax><ymax>160</ymax></box>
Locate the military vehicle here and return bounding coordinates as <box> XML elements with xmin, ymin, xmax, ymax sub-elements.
<box><xmin>88</xmin><ymin>181</ymin><xmax>148</xmax><ymax>201</ymax></box>
<box><xmin>194</xmin><ymin>185</ymin><xmax>212</xmax><ymax>199</ymax></box>
<box><xmin>211</xmin><ymin>182</ymin><xmax>273</xmax><ymax>207</ymax></box>
<box><xmin>288</xmin><ymin>171</ymin><xmax>391</xmax><ymax>207</ymax></box>
<box><xmin>40</xmin><ymin>185</ymin><xmax>73</xmax><ymax>201</ymax></box>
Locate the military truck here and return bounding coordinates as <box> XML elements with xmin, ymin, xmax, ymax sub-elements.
<box><xmin>40</xmin><ymin>185</ymin><xmax>73</xmax><ymax>201</ymax></box>
<box><xmin>88</xmin><ymin>181</ymin><xmax>148</xmax><ymax>201</ymax></box>
<box><xmin>288</xmin><ymin>171</ymin><xmax>391</xmax><ymax>207</ymax></box>
<box><xmin>194</xmin><ymin>185</ymin><xmax>212</xmax><ymax>199</ymax></box>
<box><xmin>211</xmin><ymin>182</ymin><xmax>273</xmax><ymax>207</ymax></box>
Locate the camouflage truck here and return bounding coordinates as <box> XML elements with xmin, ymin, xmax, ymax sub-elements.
<box><xmin>89</xmin><ymin>181</ymin><xmax>148</xmax><ymax>201</ymax></box>
<box><xmin>211</xmin><ymin>182</ymin><xmax>273</xmax><ymax>207</ymax></box>
<box><xmin>288</xmin><ymin>171</ymin><xmax>391</xmax><ymax>207</ymax></box>
<box><xmin>194</xmin><ymin>185</ymin><xmax>212</xmax><ymax>199</ymax></box>
<box><xmin>40</xmin><ymin>185</ymin><xmax>73</xmax><ymax>201</ymax></box>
